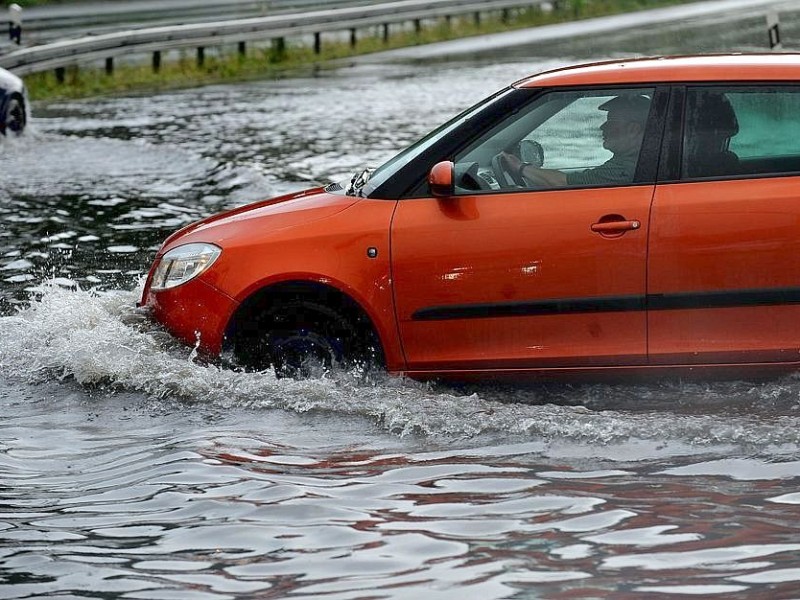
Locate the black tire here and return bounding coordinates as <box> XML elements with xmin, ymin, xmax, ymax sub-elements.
<box><xmin>252</xmin><ymin>300</ymin><xmax>376</xmax><ymax>379</ymax></box>
<box><xmin>2</xmin><ymin>95</ymin><xmax>26</xmax><ymax>136</ymax></box>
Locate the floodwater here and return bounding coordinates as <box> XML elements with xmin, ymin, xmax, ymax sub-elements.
<box><xmin>4</xmin><ymin>3</ymin><xmax>800</xmax><ymax>598</ymax></box>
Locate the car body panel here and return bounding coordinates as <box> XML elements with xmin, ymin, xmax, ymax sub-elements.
<box><xmin>648</xmin><ymin>176</ymin><xmax>800</xmax><ymax>364</ymax></box>
<box><xmin>0</xmin><ymin>67</ymin><xmax>24</xmax><ymax>95</ymax></box>
<box><xmin>516</xmin><ymin>55</ymin><xmax>800</xmax><ymax>89</ymax></box>
<box><xmin>143</xmin><ymin>190</ymin><xmax>405</xmax><ymax>369</ymax></box>
<box><xmin>148</xmin><ymin>275</ymin><xmax>238</xmax><ymax>354</ymax></box>
<box><xmin>157</xmin><ymin>188</ymin><xmax>358</xmax><ymax>254</ymax></box>
<box><xmin>391</xmin><ymin>185</ymin><xmax>654</xmax><ymax>371</ymax></box>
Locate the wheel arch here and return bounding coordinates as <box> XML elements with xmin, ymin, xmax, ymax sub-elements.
<box><xmin>221</xmin><ymin>279</ymin><xmax>386</xmax><ymax>370</ymax></box>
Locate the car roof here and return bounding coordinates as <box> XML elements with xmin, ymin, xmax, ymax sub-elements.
<box><xmin>514</xmin><ymin>54</ymin><xmax>800</xmax><ymax>88</ymax></box>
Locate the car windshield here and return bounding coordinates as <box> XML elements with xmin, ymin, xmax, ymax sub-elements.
<box><xmin>360</xmin><ymin>87</ymin><xmax>515</xmax><ymax>197</ymax></box>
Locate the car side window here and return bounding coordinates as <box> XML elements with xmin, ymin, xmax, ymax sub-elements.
<box><xmin>452</xmin><ymin>87</ymin><xmax>655</xmax><ymax>194</ymax></box>
<box><xmin>683</xmin><ymin>86</ymin><xmax>800</xmax><ymax>179</ymax></box>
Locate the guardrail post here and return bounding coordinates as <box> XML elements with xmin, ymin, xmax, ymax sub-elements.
<box><xmin>350</xmin><ymin>27</ymin><xmax>356</xmax><ymax>48</ymax></box>
<box><xmin>474</xmin><ymin>11</ymin><xmax>481</xmax><ymax>26</ymax></box>
<box><xmin>238</xmin><ymin>41</ymin><xmax>246</xmax><ymax>57</ymax></box>
<box><xmin>8</xmin><ymin>3</ymin><xmax>22</xmax><ymax>45</ymax></box>
<box><xmin>767</xmin><ymin>11</ymin><xmax>782</xmax><ymax>50</ymax></box>
<box><xmin>414</xmin><ymin>18</ymin><xmax>421</xmax><ymax>34</ymax></box>
<box><xmin>382</xmin><ymin>23</ymin><xmax>389</xmax><ymax>43</ymax></box>
<box><xmin>55</xmin><ymin>66</ymin><xmax>65</xmax><ymax>83</ymax></box>
<box><xmin>152</xmin><ymin>50</ymin><xmax>162</xmax><ymax>73</ymax></box>
<box><xmin>271</xmin><ymin>37</ymin><xmax>285</xmax><ymax>61</ymax></box>
<box><xmin>197</xmin><ymin>46</ymin><xmax>205</xmax><ymax>67</ymax></box>
<box><xmin>105</xmin><ymin>57</ymin><xmax>114</xmax><ymax>75</ymax></box>
<box><xmin>314</xmin><ymin>32</ymin><xmax>321</xmax><ymax>54</ymax></box>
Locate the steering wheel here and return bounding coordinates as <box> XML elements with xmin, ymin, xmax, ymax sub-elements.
<box><xmin>491</xmin><ymin>152</ymin><xmax>526</xmax><ymax>189</ymax></box>
<box><xmin>453</xmin><ymin>161</ymin><xmax>493</xmax><ymax>192</ymax></box>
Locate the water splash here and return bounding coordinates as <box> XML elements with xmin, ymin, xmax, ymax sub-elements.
<box><xmin>3</xmin><ymin>283</ymin><xmax>800</xmax><ymax>453</ymax></box>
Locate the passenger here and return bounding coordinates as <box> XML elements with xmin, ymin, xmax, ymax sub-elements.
<box><xmin>683</xmin><ymin>91</ymin><xmax>740</xmax><ymax>178</ymax></box>
<box><xmin>503</xmin><ymin>94</ymin><xmax>651</xmax><ymax>187</ymax></box>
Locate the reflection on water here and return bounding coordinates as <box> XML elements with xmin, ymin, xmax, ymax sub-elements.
<box><xmin>4</xmin><ymin>369</ymin><xmax>800</xmax><ymax>598</ymax></box>
<box><xmin>0</xmin><ymin>133</ymin><xmax>274</xmax><ymax>311</ymax></box>
<box><xmin>4</xmin><ymin>283</ymin><xmax>800</xmax><ymax>597</ymax></box>
<box><xmin>4</xmin><ymin>3</ymin><xmax>800</xmax><ymax>597</ymax></box>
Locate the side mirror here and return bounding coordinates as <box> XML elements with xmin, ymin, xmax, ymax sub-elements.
<box><xmin>428</xmin><ymin>161</ymin><xmax>455</xmax><ymax>198</ymax></box>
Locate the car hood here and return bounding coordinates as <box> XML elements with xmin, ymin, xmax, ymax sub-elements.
<box><xmin>0</xmin><ymin>68</ymin><xmax>24</xmax><ymax>94</ymax></box>
<box><xmin>158</xmin><ymin>186</ymin><xmax>359</xmax><ymax>255</ymax></box>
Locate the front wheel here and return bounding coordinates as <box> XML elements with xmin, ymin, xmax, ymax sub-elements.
<box><xmin>266</xmin><ymin>324</ymin><xmax>345</xmax><ymax>379</ymax></box>
<box><xmin>252</xmin><ymin>300</ymin><xmax>379</xmax><ymax>379</ymax></box>
<box><xmin>3</xmin><ymin>95</ymin><xmax>26</xmax><ymax>136</ymax></box>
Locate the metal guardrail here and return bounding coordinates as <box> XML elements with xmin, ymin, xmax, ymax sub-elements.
<box><xmin>0</xmin><ymin>0</ymin><xmax>541</xmax><ymax>75</ymax></box>
<box><xmin>15</xmin><ymin>0</ymin><xmax>378</xmax><ymax>43</ymax></box>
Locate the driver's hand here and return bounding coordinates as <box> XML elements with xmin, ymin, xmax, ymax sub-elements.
<box><xmin>501</xmin><ymin>151</ymin><xmax>523</xmax><ymax>176</ymax></box>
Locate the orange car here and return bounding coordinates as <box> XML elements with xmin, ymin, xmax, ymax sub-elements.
<box><xmin>141</xmin><ymin>54</ymin><xmax>800</xmax><ymax>379</ymax></box>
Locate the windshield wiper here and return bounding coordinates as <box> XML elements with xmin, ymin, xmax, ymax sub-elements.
<box><xmin>346</xmin><ymin>167</ymin><xmax>373</xmax><ymax>197</ymax></box>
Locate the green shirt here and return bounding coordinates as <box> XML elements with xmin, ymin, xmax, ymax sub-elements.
<box><xmin>566</xmin><ymin>150</ymin><xmax>639</xmax><ymax>186</ymax></box>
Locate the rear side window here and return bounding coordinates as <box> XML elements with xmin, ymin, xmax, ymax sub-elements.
<box><xmin>683</xmin><ymin>86</ymin><xmax>800</xmax><ymax>179</ymax></box>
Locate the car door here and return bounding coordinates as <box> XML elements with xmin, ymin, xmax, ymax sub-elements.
<box><xmin>648</xmin><ymin>84</ymin><xmax>800</xmax><ymax>365</ymax></box>
<box><xmin>390</xmin><ymin>86</ymin><xmax>664</xmax><ymax>374</ymax></box>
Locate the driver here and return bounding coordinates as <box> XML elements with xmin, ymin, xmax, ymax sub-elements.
<box><xmin>503</xmin><ymin>94</ymin><xmax>651</xmax><ymax>188</ymax></box>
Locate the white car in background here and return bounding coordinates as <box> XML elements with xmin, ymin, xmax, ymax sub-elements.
<box><xmin>0</xmin><ymin>66</ymin><xmax>26</xmax><ymax>135</ymax></box>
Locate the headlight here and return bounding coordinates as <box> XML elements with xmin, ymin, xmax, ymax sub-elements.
<box><xmin>150</xmin><ymin>243</ymin><xmax>221</xmax><ymax>290</ymax></box>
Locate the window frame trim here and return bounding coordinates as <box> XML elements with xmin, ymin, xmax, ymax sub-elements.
<box><xmin>380</xmin><ymin>84</ymin><xmax>669</xmax><ymax>200</ymax></box>
<box><xmin>659</xmin><ymin>81</ymin><xmax>800</xmax><ymax>185</ymax></box>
